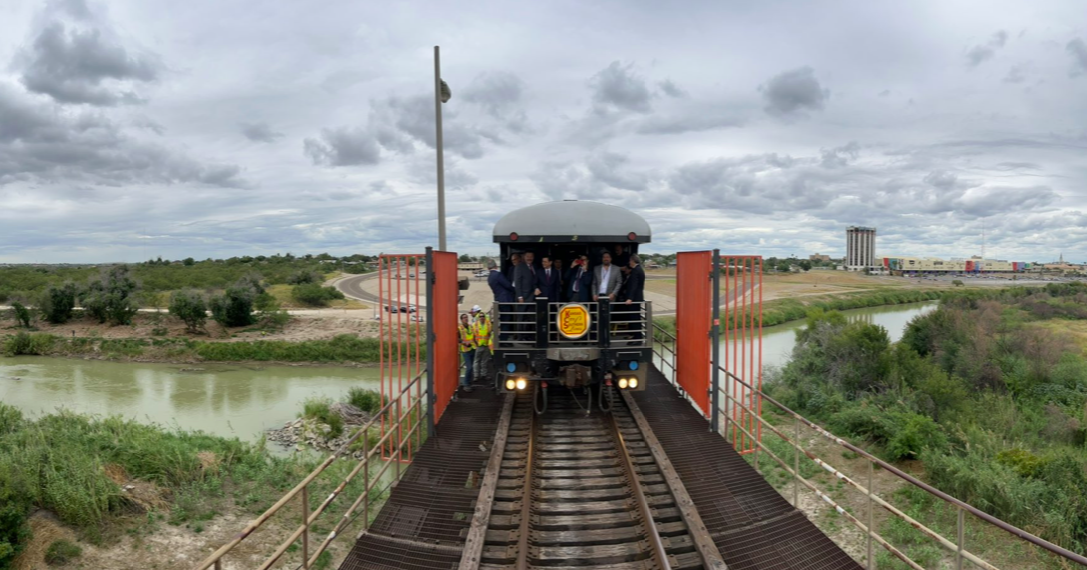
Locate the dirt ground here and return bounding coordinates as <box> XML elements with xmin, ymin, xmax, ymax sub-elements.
<box><xmin>12</xmin><ymin>498</ymin><xmax>358</xmax><ymax>570</ymax></box>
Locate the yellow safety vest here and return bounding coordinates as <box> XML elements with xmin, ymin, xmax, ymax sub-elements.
<box><xmin>458</xmin><ymin>324</ymin><xmax>475</xmax><ymax>352</ymax></box>
<box><xmin>473</xmin><ymin>320</ymin><xmax>493</xmax><ymax>353</ymax></box>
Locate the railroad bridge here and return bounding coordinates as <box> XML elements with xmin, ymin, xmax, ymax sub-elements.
<box><xmin>195</xmin><ymin>251</ymin><xmax>1086</xmax><ymax>570</ymax></box>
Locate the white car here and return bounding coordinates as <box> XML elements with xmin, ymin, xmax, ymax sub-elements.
<box><xmin>475</xmin><ymin>270</ymin><xmax>488</xmax><ymax>277</ymax></box>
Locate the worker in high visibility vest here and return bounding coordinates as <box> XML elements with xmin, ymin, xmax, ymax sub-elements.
<box><xmin>458</xmin><ymin>313</ymin><xmax>475</xmax><ymax>392</ymax></box>
<box><xmin>472</xmin><ymin>312</ymin><xmax>493</xmax><ymax>383</ymax></box>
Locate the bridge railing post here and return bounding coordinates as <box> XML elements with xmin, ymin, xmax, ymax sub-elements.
<box><xmin>301</xmin><ymin>486</ymin><xmax>310</xmax><ymax>570</ymax></box>
<box><xmin>711</xmin><ymin>249</ymin><xmax>720</xmax><ymax>434</ymax></box>
<box><xmin>956</xmin><ymin>506</ymin><xmax>965</xmax><ymax>570</ymax></box>
<box><xmin>867</xmin><ymin>460</ymin><xmax>873</xmax><ymax>570</ymax></box>
<box><xmin>793</xmin><ymin>418</ymin><xmax>800</xmax><ymax>508</ymax></box>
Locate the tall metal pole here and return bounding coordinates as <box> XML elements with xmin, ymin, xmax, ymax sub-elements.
<box><xmin>434</xmin><ymin>46</ymin><xmax>447</xmax><ymax>252</ymax></box>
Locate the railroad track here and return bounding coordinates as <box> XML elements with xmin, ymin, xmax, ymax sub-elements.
<box><xmin>459</xmin><ymin>388</ymin><xmax>726</xmax><ymax>570</ymax></box>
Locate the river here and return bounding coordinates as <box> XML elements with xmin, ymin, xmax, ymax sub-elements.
<box><xmin>0</xmin><ymin>302</ymin><xmax>937</xmax><ymax>443</ymax></box>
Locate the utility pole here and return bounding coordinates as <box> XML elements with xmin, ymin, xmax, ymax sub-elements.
<box><xmin>434</xmin><ymin>46</ymin><xmax>447</xmax><ymax>252</ymax></box>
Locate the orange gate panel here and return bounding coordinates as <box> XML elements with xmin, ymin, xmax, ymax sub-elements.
<box><xmin>378</xmin><ymin>254</ymin><xmax>425</xmax><ymax>461</ymax></box>
<box><xmin>719</xmin><ymin>255</ymin><xmax>763</xmax><ymax>453</ymax></box>
<box><xmin>429</xmin><ymin>250</ymin><xmax>459</xmax><ymax>424</ymax></box>
<box><xmin>676</xmin><ymin>251</ymin><xmax>712</xmax><ymax>417</ymax></box>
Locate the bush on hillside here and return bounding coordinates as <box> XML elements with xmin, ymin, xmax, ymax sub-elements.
<box><xmin>2</xmin><ymin>332</ymin><xmax>56</xmax><ymax>357</ymax></box>
<box><xmin>44</xmin><ymin>540</ymin><xmax>82</xmax><ymax>566</ymax></box>
<box><xmin>0</xmin><ymin>461</ymin><xmax>33</xmax><ymax>568</ymax></box>
<box><xmin>39</xmin><ymin>282</ymin><xmax>78</xmax><ymax>324</ymax></box>
<box><xmin>346</xmin><ymin>388</ymin><xmax>382</xmax><ymax>414</ymax></box>
<box><xmin>169</xmin><ymin>289</ymin><xmax>208</xmax><ymax>333</ymax></box>
<box><xmin>291</xmin><ymin>283</ymin><xmax>344</xmax><ymax>307</ymax></box>
<box><xmin>209</xmin><ymin>278</ymin><xmax>262</xmax><ymax>327</ymax></box>
<box><xmin>10</xmin><ymin>302</ymin><xmax>31</xmax><ymax>328</ymax></box>
<box><xmin>287</xmin><ymin>270</ymin><xmax>322</xmax><ymax>285</ymax></box>
<box><xmin>80</xmin><ymin>266</ymin><xmax>140</xmax><ymax>325</ymax></box>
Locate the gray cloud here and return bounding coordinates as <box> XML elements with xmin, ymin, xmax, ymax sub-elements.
<box><xmin>590</xmin><ymin>61</ymin><xmax>652</xmax><ymax>115</ymax></box>
<box><xmin>966</xmin><ymin>30</ymin><xmax>1008</xmax><ymax>67</ymax></box>
<box><xmin>303</xmin><ymin>126</ymin><xmax>381</xmax><ymax>166</ymax></box>
<box><xmin>658</xmin><ymin>79</ymin><xmax>687</xmax><ymax>98</ymax></box>
<box><xmin>635</xmin><ymin>112</ymin><xmax>742</xmax><ymax>135</ymax></box>
<box><xmin>18</xmin><ymin>22</ymin><xmax>161</xmax><ymax>106</ymax></box>
<box><xmin>462</xmin><ymin>72</ymin><xmax>525</xmax><ymax>118</ymax></box>
<box><xmin>1068</xmin><ymin>38</ymin><xmax>1087</xmax><ymax>76</ymax></box>
<box><xmin>241</xmin><ymin>122</ymin><xmax>284</xmax><ymax>143</ymax></box>
<box><xmin>0</xmin><ymin>83</ymin><xmax>244</xmax><ymax>187</ymax></box>
<box><xmin>1004</xmin><ymin>64</ymin><xmax>1027</xmax><ymax>84</ymax></box>
<box><xmin>761</xmin><ymin>67</ymin><xmax>827</xmax><ymax>117</ymax></box>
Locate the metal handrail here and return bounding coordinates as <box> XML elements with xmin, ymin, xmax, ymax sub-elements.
<box><xmin>193</xmin><ymin>371</ymin><xmax>427</xmax><ymax>570</ymax></box>
<box><xmin>715</xmin><ymin>364</ymin><xmax>1087</xmax><ymax>568</ymax></box>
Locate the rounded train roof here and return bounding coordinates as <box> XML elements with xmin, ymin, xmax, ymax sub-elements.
<box><xmin>492</xmin><ymin>200</ymin><xmax>651</xmax><ymax>243</ymax></box>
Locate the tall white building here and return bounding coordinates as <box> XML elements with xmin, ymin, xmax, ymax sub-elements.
<box><xmin>846</xmin><ymin>226</ymin><xmax>877</xmax><ymax>270</ymax></box>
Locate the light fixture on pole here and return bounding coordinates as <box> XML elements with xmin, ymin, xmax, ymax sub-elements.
<box><xmin>434</xmin><ymin>46</ymin><xmax>451</xmax><ymax>251</ymax></box>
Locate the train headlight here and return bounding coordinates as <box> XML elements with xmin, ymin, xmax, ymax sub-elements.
<box><xmin>618</xmin><ymin>378</ymin><xmax>629</xmax><ymax>389</ymax></box>
<box><xmin>505</xmin><ymin>379</ymin><xmax>516</xmax><ymax>391</ymax></box>
<box><xmin>629</xmin><ymin>378</ymin><xmax>639</xmax><ymax>389</ymax></box>
<box><xmin>515</xmin><ymin>378</ymin><xmax>527</xmax><ymax>391</ymax></box>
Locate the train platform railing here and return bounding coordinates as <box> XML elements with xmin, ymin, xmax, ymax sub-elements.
<box><xmin>649</xmin><ymin>320</ymin><xmax>1087</xmax><ymax>569</ymax></box>
<box><xmin>193</xmin><ymin>371</ymin><xmax>427</xmax><ymax>570</ymax></box>
<box><xmin>495</xmin><ymin>300</ymin><xmax>652</xmax><ymax>350</ymax></box>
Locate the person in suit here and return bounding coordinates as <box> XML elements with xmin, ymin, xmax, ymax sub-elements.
<box><xmin>535</xmin><ymin>256</ymin><xmax>561</xmax><ymax>301</ymax></box>
<box><xmin>593</xmin><ymin>252</ymin><xmax>622</xmax><ymax>302</ymax></box>
<box><xmin>566</xmin><ymin>255</ymin><xmax>592</xmax><ymax>302</ymax></box>
<box><xmin>624</xmin><ymin>255</ymin><xmax>646</xmax><ymax>304</ymax></box>
<box><xmin>553</xmin><ymin>258</ymin><xmax>566</xmax><ymax>301</ymax></box>
<box><xmin>624</xmin><ymin>255</ymin><xmax>647</xmax><ymax>340</ymax></box>
<box><xmin>612</xmin><ymin>244</ymin><xmax>631</xmax><ymax>268</ymax></box>
<box><xmin>487</xmin><ymin>260</ymin><xmax>514</xmax><ymax>340</ymax></box>
<box><xmin>505</xmin><ymin>253</ymin><xmax>522</xmax><ymax>282</ymax></box>
<box><xmin>513</xmin><ymin>251</ymin><xmax>538</xmax><ymax>339</ymax></box>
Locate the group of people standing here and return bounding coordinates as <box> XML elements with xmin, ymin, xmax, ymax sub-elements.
<box><xmin>457</xmin><ymin>305</ymin><xmax>492</xmax><ymax>392</ymax></box>
<box><xmin>487</xmin><ymin>244</ymin><xmax>646</xmax><ymax>306</ymax></box>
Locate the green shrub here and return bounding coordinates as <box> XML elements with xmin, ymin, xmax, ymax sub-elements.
<box><xmin>0</xmin><ymin>462</ymin><xmax>33</xmax><ymax>568</ymax></box>
<box><xmin>2</xmin><ymin>332</ymin><xmax>56</xmax><ymax>356</ymax></box>
<box><xmin>169</xmin><ymin>289</ymin><xmax>208</xmax><ymax>333</ymax></box>
<box><xmin>996</xmin><ymin>448</ymin><xmax>1047</xmax><ymax>478</ymax></box>
<box><xmin>39</xmin><ymin>282</ymin><xmax>78</xmax><ymax>325</ymax></box>
<box><xmin>300</xmin><ymin>397</ymin><xmax>344</xmax><ymax>438</ymax></box>
<box><xmin>10</xmin><ymin>302</ymin><xmax>32</xmax><ymax>328</ymax></box>
<box><xmin>80</xmin><ymin>266</ymin><xmax>140</xmax><ymax>325</ymax></box>
<box><xmin>291</xmin><ymin>283</ymin><xmax>344</xmax><ymax>307</ymax></box>
<box><xmin>346</xmin><ymin>388</ymin><xmax>382</xmax><ymax>414</ymax></box>
<box><xmin>44</xmin><ymin>539</ymin><xmax>82</xmax><ymax>565</ymax></box>
<box><xmin>827</xmin><ymin>405</ymin><xmax>899</xmax><ymax>446</ymax></box>
<box><xmin>209</xmin><ymin>279</ymin><xmax>259</xmax><ymax>327</ymax></box>
<box><xmin>885</xmin><ymin>414</ymin><xmax>947</xmax><ymax>460</ymax></box>
<box><xmin>0</xmin><ymin>405</ymin><xmax>22</xmax><ymax>436</ymax></box>
<box><xmin>287</xmin><ymin>270</ymin><xmax>322</xmax><ymax>285</ymax></box>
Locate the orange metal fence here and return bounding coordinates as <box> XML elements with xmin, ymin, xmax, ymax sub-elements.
<box><xmin>717</xmin><ymin>255</ymin><xmax>763</xmax><ymax>454</ymax></box>
<box><xmin>378</xmin><ymin>254</ymin><xmax>424</xmax><ymax>461</ymax></box>
<box><xmin>429</xmin><ymin>250</ymin><xmax>459</xmax><ymax>424</ymax></box>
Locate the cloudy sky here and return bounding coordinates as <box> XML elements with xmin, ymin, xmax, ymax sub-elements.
<box><xmin>1</xmin><ymin>0</ymin><xmax>1086</xmax><ymax>263</ymax></box>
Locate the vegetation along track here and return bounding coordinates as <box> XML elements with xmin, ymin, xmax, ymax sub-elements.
<box><xmin>459</xmin><ymin>387</ymin><xmax>726</xmax><ymax>570</ymax></box>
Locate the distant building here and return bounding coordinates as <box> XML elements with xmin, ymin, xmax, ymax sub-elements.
<box><xmin>809</xmin><ymin>253</ymin><xmax>831</xmax><ymax>262</ymax></box>
<box><xmin>845</xmin><ymin>226</ymin><xmax>877</xmax><ymax>271</ymax></box>
<box><xmin>881</xmin><ymin>255</ymin><xmax>1031</xmax><ymax>274</ymax></box>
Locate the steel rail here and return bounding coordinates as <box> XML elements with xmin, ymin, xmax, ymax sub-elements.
<box><xmin>716</xmin><ymin>364</ymin><xmax>1087</xmax><ymax>567</ymax></box>
<box><xmin>193</xmin><ymin>371</ymin><xmax>425</xmax><ymax>570</ymax></box>
<box><xmin>609</xmin><ymin>402</ymin><xmax>672</xmax><ymax>570</ymax></box>
<box><xmin>514</xmin><ymin>397</ymin><xmax>536</xmax><ymax>570</ymax></box>
<box><xmin>620</xmin><ymin>391</ymin><xmax>728</xmax><ymax>570</ymax></box>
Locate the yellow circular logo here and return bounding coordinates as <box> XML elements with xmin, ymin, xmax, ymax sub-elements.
<box><xmin>557</xmin><ymin>304</ymin><xmax>591</xmax><ymax>339</ymax></box>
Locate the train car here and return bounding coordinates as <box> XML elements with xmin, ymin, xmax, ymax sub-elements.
<box><xmin>490</xmin><ymin>201</ymin><xmax>653</xmax><ymax>410</ymax></box>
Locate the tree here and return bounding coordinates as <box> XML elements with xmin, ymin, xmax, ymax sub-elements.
<box><xmin>10</xmin><ymin>302</ymin><xmax>31</xmax><ymax>328</ymax></box>
<box><xmin>169</xmin><ymin>289</ymin><xmax>208</xmax><ymax>333</ymax></box>
<box><xmin>183</xmin><ymin>257</ymin><xmax>195</xmax><ymax>266</ymax></box>
<box><xmin>458</xmin><ymin>254</ymin><xmax>472</xmax><ymax>263</ymax></box>
<box><xmin>209</xmin><ymin>277</ymin><xmax>260</xmax><ymax>327</ymax></box>
<box><xmin>798</xmin><ymin>260</ymin><xmax>812</xmax><ymax>271</ymax></box>
<box><xmin>80</xmin><ymin>266</ymin><xmax>140</xmax><ymax>325</ymax></box>
<box><xmin>287</xmin><ymin>270</ymin><xmax>321</xmax><ymax>285</ymax></box>
<box><xmin>292</xmin><ymin>283</ymin><xmax>345</xmax><ymax>307</ymax></box>
<box><xmin>952</xmin><ymin>279</ymin><xmax>964</xmax><ymax>287</ymax></box>
<box><xmin>39</xmin><ymin>282</ymin><xmax>78</xmax><ymax>324</ymax></box>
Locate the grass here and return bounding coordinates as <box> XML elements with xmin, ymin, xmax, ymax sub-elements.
<box><xmin>0</xmin><ymin>402</ymin><xmax>388</xmax><ymax>563</ymax></box>
<box><xmin>44</xmin><ymin>539</ymin><xmax>81</xmax><ymax>566</ymax></box>
<box><xmin>346</xmin><ymin>387</ymin><xmax>382</xmax><ymax>413</ymax></box>
<box><xmin>266</xmin><ymin>284</ymin><xmax>368</xmax><ymax>310</ymax></box>
<box><xmin>300</xmin><ymin>397</ymin><xmax>345</xmax><ymax>438</ymax></box>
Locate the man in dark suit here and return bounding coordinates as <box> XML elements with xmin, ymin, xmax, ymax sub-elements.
<box><xmin>535</xmin><ymin>256</ymin><xmax>561</xmax><ymax>301</ymax></box>
<box><xmin>624</xmin><ymin>255</ymin><xmax>647</xmax><ymax>340</ymax></box>
<box><xmin>487</xmin><ymin>260</ymin><xmax>515</xmax><ymax>341</ymax></box>
<box><xmin>513</xmin><ymin>251</ymin><xmax>538</xmax><ymax>339</ymax></box>
<box><xmin>566</xmin><ymin>255</ymin><xmax>592</xmax><ymax>302</ymax></box>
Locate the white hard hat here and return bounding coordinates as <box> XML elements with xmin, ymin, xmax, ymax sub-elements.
<box><xmin>471</xmin><ymin>304</ymin><xmax>482</xmax><ymax>312</ymax></box>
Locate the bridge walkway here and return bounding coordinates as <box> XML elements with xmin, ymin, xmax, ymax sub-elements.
<box><xmin>338</xmin><ymin>366</ymin><xmax>860</xmax><ymax>570</ymax></box>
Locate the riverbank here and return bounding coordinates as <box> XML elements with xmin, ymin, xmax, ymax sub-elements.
<box><xmin>0</xmin><ymin>331</ymin><xmax>409</xmax><ymax>365</ymax></box>
<box><xmin>0</xmin><ymin>402</ymin><xmax>378</xmax><ymax>569</ymax></box>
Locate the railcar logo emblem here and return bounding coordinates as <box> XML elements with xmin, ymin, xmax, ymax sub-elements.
<box><xmin>557</xmin><ymin>304</ymin><xmax>590</xmax><ymax>339</ymax></box>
